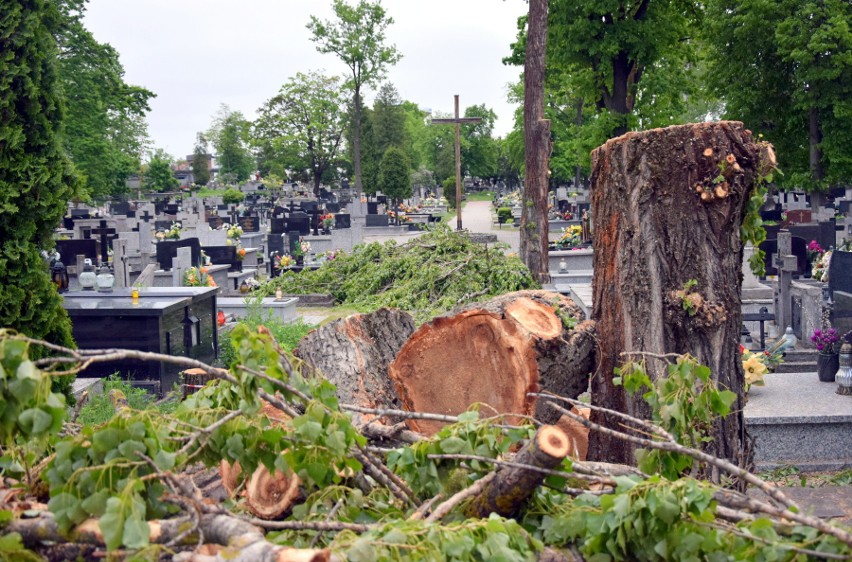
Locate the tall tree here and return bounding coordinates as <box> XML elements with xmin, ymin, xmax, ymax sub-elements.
<box><xmin>207</xmin><ymin>105</ymin><xmax>254</xmax><ymax>184</ymax></box>
<box><xmin>378</xmin><ymin>146</ymin><xmax>412</xmax><ymax>208</ymax></box>
<box><xmin>0</xmin><ymin>0</ymin><xmax>79</xmax><ymax>352</ymax></box>
<box><xmin>55</xmin><ymin>0</ymin><xmax>154</xmax><ymax>200</ymax></box>
<box><xmin>705</xmin><ymin>0</ymin><xmax>852</xmax><ymax>192</ymax></box>
<box><xmin>143</xmin><ymin>149</ymin><xmax>178</xmax><ymax>193</ymax></box>
<box><xmin>307</xmin><ymin>0</ymin><xmax>401</xmax><ymax>197</ymax></box>
<box><xmin>191</xmin><ymin>133</ymin><xmax>211</xmax><ymax>186</ymax></box>
<box><xmin>460</xmin><ymin>104</ymin><xmax>498</xmax><ymax>179</ymax></box>
<box><xmin>254</xmin><ymin>71</ymin><xmax>348</xmax><ymax>196</ymax></box>
<box><xmin>520</xmin><ymin>0</ymin><xmax>551</xmax><ymax>283</ymax></box>
<box><xmin>372</xmin><ymin>82</ymin><xmax>408</xmax><ymax>156</ymax></box>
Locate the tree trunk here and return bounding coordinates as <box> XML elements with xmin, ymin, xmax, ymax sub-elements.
<box><xmin>388</xmin><ymin>290</ymin><xmax>595</xmax><ymax>435</ymax></box>
<box><xmin>468</xmin><ymin>425</ymin><xmax>570</xmax><ymax>518</ymax></box>
<box><xmin>588</xmin><ymin>122</ymin><xmax>761</xmax><ymax>467</ymax></box>
<box><xmin>353</xmin><ymin>85</ymin><xmax>363</xmax><ymax>196</ymax></box>
<box><xmin>295</xmin><ymin>308</ymin><xmax>416</xmax><ymax>425</ymax></box>
<box><xmin>520</xmin><ymin>0</ymin><xmax>551</xmax><ymax>283</ymax></box>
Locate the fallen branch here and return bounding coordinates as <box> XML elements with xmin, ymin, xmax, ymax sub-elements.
<box><xmin>425</xmin><ymin>472</ymin><xmax>496</xmax><ymax>523</ymax></box>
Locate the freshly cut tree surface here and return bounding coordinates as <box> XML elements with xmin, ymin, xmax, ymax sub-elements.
<box><xmin>389</xmin><ymin>290</ymin><xmax>595</xmax><ymax>434</ymax></box>
<box><xmin>295</xmin><ymin>308</ymin><xmax>415</xmax><ymax>424</ymax></box>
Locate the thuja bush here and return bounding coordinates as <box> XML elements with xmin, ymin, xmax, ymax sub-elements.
<box><xmin>266</xmin><ymin>225</ymin><xmax>539</xmax><ymax>322</ymax></box>
<box><xmin>0</xmin><ymin>1</ymin><xmax>82</xmax><ymax>399</ymax></box>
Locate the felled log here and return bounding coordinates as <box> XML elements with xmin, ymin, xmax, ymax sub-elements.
<box><xmin>589</xmin><ymin>122</ymin><xmax>766</xmax><ymax>465</ymax></box>
<box><xmin>219</xmin><ymin>401</ymin><xmax>301</xmax><ymax>520</ymax></box>
<box><xmin>388</xmin><ymin>290</ymin><xmax>595</xmax><ymax>434</ymax></box>
<box><xmin>554</xmin><ymin>407</ymin><xmax>591</xmax><ymax>461</ymax></box>
<box><xmin>295</xmin><ymin>308</ymin><xmax>416</xmax><ymax>425</ymax></box>
<box><xmin>8</xmin><ymin>511</ymin><xmax>329</xmax><ymax>562</ymax></box>
<box><xmin>468</xmin><ymin>425</ymin><xmax>571</xmax><ymax>518</ymax></box>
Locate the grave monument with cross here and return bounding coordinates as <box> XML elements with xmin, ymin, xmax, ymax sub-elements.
<box><xmin>431</xmin><ymin>95</ymin><xmax>481</xmax><ymax>231</ymax></box>
<box><xmin>91</xmin><ymin>220</ymin><xmax>118</xmax><ymax>265</ymax></box>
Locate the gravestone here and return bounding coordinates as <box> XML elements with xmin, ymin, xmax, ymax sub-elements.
<box><xmin>367</xmin><ymin>202</ymin><xmax>379</xmax><ymax>215</ymax></box>
<box><xmin>165</xmin><ymin>204</ymin><xmax>179</xmax><ymax>215</ymax></box>
<box><xmin>156</xmin><ymin>238</ymin><xmax>201</xmax><ymax>270</ymax></box>
<box><xmin>376</xmin><ymin>195</ymin><xmax>387</xmax><ymax>205</ymax></box>
<box><xmin>326</xmin><ymin>202</ymin><xmax>341</xmax><ymax>213</ymax></box>
<box><xmin>300</xmin><ymin>200</ymin><xmax>319</xmax><ymax>213</ymax></box>
<box><xmin>55</xmin><ymin>239</ymin><xmax>98</xmax><ymax>265</ymax></box>
<box><xmin>112</xmin><ymin>238</ymin><xmax>129</xmax><ymax>289</ymax></box>
<box><xmin>70</xmin><ymin>209</ymin><xmax>91</xmax><ymax>219</ymax></box>
<box><xmin>270</xmin><ymin>217</ymin><xmax>287</xmax><ymax>234</ymax></box>
<box><xmin>286</xmin><ymin>231</ymin><xmax>301</xmax><ymax>256</ymax></box>
<box><xmin>155</xmin><ymin>220</ymin><xmax>172</xmax><ymax>232</ymax></box>
<box><xmin>205</xmin><ymin>245</ymin><xmax>242</xmax><ymax>272</ymax></box>
<box><xmin>286</xmin><ymin>212</ymin><xmax>311</xmax><ymax>236</ymax></box>
<box><xmin>366</xmin><ymin>214</ymin><xmax>389</xmax><ymax>227</ymax></box>
<box><xmin>111</xmin><ymin>201</ymin><xmax>131</xmax><ymax>216</ymax></box>
<box><xmin>829</xmin><ymin>250</ymin><xmax>852</xmax><ymax>295</ymax></box>
<box><xmin>90</xmin><ymin>220</ymin><xmax>118</xmax><ymax>265</ymax></box>
<box><xmin>334</xmin><ymin>213</ymin><xmax>351</xmax><ymax>230</ymax></box>
<box><xmin>238</xmin><ymin>215</ymin><xmax>260</xmax><ymax>232</ymax></box>
<box><xmin>208</xmin><ymin>216</ymin><xmax>225</xmax><ymax>230</ymax></box>
<box><xmin>267</xmin><ymin>233</ymin><xmax>285</xmax><ymax>258</ymax></box>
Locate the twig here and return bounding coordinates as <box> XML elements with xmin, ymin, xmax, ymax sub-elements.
<box><xmin>361</xmin><ymin>447</ymin><xmax>416</xmax><ymax>502</ymax></box>
<box><xmin>177</xmin><ymin>410</ymin><xmax>243</xmax><ymax>457</ymax></box>
<box><xmin>408</xmin><ymin>493</ymin><xmax>444</xmax><ymax>521</ymax></box>
<box><xmin>309</xmin><ymin>497</ymin><xmax>345</xmax><ymax>548</ymax></box>
<box><xmin>425</xmin><ymin>472</ymin><xmax>496</xmax><ymax>523</ymax></box>
<box><xmin>352</xmin><ymin>449</ymin><xmax>416</xmax><ymax>508</ymax></box>
<box><xmin>71</xmin><ymin>390</ymin><xmax>89</xmax><ymax>423</ymax></box>
<box><xmin>342</xmin><ymin>405</ymin><xmax>461</xmax><ymax>424</ymax></box>
<box><xmin>243</xmin><ymin>518</ymin><xmax>372</xmax><ymax>533</ymax></box>
<box><xmin>426</xmin><ymin>453</ymin><xmax>616</xmax><ymax>486</ymax></box>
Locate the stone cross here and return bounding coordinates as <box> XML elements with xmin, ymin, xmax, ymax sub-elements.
<box><xmin>172</xmin><ymin>246</ymin><xmax>193</xmax><ymax>287</ymax></box>
<box><xmin>431</xmin><ymin>95</ymin><xmax>482</xmax><ymax>231</ymax></box>
<box><xmin>112</xmin><ymin>238</ymin><xmax>129</xmax><ymax>289</ymax></box>
<box><xmin>774</xmin><ymin>230</ymin><xmax>798</xmax><ymax>331</ymax></box>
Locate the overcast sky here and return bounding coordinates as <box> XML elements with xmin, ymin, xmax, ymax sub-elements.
<box><xmin>82</xmin><ymin>0</ymin><xmax>527</xmax><ymax>160</ymax></box>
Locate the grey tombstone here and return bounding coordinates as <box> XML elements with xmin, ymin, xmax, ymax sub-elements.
<box><xmin>172</xmin><ymin>246</ymin><xmax>193</xmax><ymax>287</ymax></box>
<box><xmin>112</xmin><ymin>238</ymin><xmax>129</xmax><ymax>289</ymax></box>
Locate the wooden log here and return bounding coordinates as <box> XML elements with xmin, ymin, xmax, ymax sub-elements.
<box><xmin>588</xmin><ymin>122</ymin><xmax>765</xmax><ymax>466</ymax></box>
<box><xmin>468</xmin><ymin>425</ymin><xmax>570</xmax><ymax>518</ymax></box>
<box><xmin>295</xmin><ymin>308</ymin><xmax>415</xmax><ymax>425</ymax></box>
<box><xmin>388</xmin><ymin>290</ymin><xmax>595</xmax><ymax>434</ymax></box>
<box><xmin>219</xmin><ymin>401</ymin><xmax>301</xmax><ymax>520</ymax></box>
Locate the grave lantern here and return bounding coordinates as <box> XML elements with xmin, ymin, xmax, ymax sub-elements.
<box><xmin>51</xmin><ymin>259</ymin><xmax>69</xmax><ymax>293</ymax></box>
<box><xmin>837</xmin><ymin>341</ymin><xmax>852</xmax><ymax>396</ymax></box>
<box><xmin>78</xmin><ymin>259</ymin><xmax>97</xmax><ymax>290</ymax></box>
<box><xmin>96</xmin><ymin>264</ymin><xmax>114</xmax><ymax>292</ymax></box>
<box><xmin>183</xmin><ymin>312</ymin><xmax>200</xmax><ymax>349</ymax></box>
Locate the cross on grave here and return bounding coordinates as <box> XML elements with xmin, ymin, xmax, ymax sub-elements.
<box><xmin>307</xmin><ymin>207</ymin><xmax>322</xmax><ymax>236</ymax></box>
<box><xmin>91</xmin><ymin>220</ymin><xmax>118</xmax><ymax>265</ymax></box>
<box><xmin>431</xmin><ymin>95</ymin><xmax>482</xmax><ymax>231</ymax></box>
<box><xmin>773</xmin><ymin>230</ymin><xmax>798</xmax><ymax>331</ymax></box>
<box><xmin>137</xmin><ymin>209</ymin><xmax>153</xmax><ymax>224</ymax></box>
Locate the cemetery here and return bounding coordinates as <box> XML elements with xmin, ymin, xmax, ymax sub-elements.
<box><xmin>3</xmin><ymin>0</ymin><xmax>852</xmax><ymax>560</ymax></box>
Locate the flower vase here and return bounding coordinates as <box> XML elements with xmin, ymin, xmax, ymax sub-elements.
<box><xmin>817</xmin><ymin>352</ymin><xmax>839</xmax><ymax>382</ymax></box>
<box><xmin>296</xmin><ymin>255</ymin><xmax>304</xmax><ymax>266</ymax></box>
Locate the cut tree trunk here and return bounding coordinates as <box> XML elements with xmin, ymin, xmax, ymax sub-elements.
<box><xmin>468</xmin><ymin>425</ymin><xmax>570</xmax><ymax>518</ymax></box>
<box><xmin>220</xmin><ymin>401</ymin><xmax>302</xmax><ymax>519</ymax></box>
<box><xmin>588</xmin><ymin>122</ymin><xmax>765</xmax><ymax>468</ymax></box>
<box><xmin>389</xmin><ymin>290</ymin><xmax>595</xmax><ymax>434</ymax></box>
<box><xmin>520</xmin><ymin>0</ymin><xmax>551</xmax><ymax>283</ymax></box>
<box><xmin>295</xmin><ymin>308</ymin><xmax>416</xmax><ymax>425</ymax></box>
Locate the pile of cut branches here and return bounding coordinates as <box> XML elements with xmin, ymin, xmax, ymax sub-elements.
<box><xmin>266</xmin><ymin>226</ymin><xmax>538</xmax><ymax>322</ymax></box>
<box><xmin>0</xmin><ymin>328</ymin><xmax>850</xmax><ymax>561</ymax></box>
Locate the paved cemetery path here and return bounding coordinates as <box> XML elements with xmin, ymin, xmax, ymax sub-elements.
<box><xmin>461</xmin><ymin>200</ymin><xmax>520</xmax><ymax>254</ymax></box>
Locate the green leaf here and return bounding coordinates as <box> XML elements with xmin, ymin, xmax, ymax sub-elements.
<box><xmin>439</xmin><ymin>437</ymin><xmax>467</xmax><ymax>454</ymax></box>
<box><xmin>99</xmin><ymin>498</ymin><xmax>126</xmax><ymax>550</ymax></box>
<box><xmin>122</xmin><ymin>515</ymin><xmax>150</xmax><ymax>549</ymax></box>
<box><xmin>153</xmin><ymin>450</ymin><xmax>176</xmax><ymax>471</ymax></box>
<box><xmin>17</xmin><ymin>408</ymin><xmax>52</xmax><ymax>435</ymax></box>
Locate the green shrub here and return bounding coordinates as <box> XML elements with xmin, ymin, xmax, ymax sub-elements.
<box><xmin>496</xmin><ymin>207</ymin><xmax>512</xmax><ymax>224</ymax></box>
<box><xmin>219</xmin><ymin>307</ymin><xmax>314</xmax><ymax>369</ymax></box>
<box><xmin>222</xmin><ymin>188</ymin><xmax>245</xmax><ymax>205</ymax></box>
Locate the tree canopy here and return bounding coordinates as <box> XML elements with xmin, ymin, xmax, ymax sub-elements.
<box><xmin>308</xmin><ymin>0</ymin><xmax>401</xmax><ymax>195</ymax></box>
<box><xmin>254</xmin><ymin>71</ymin><xmax>348</xmax><ymax>196</ymax></box>
<box><xmin>143</xmin><ymin>149</ymin><xmax>179</xmax><ymax>193</ymax></box>
<box><xmin>378</xmin><ymin>146</ymin><xmax>412</xmax><ymax>204</ymax></box>
<box><xmin>207</xmin><ymin>105</ymin><xmax>254</xmax><ymax>184</ymax></box>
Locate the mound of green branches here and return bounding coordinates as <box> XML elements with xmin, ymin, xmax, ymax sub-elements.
<box><xmin>266</xmin><ymin>226</ymin><xmax>539</xmax><ymax>322</ymax></box>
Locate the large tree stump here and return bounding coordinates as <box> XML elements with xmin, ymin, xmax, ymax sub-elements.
<box><xmin>388</xmin><ymin>290</ymin><xmax>595</xmax><ymax>434</ymax></box>
<box><xmin>588</xmin><ymin>122</ymin><xmax>768</xmax><ymax>466</ymax></box>
<box><xmin>295</xmin><ymin>308</ymin><xmax>415</xmax><ymax>424</ymax></box>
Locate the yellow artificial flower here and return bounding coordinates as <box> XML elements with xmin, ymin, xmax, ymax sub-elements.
<box><xmin>743</xmin><ymin>354</ymin><xmax>767</xmax><ymax>387</ymax></box>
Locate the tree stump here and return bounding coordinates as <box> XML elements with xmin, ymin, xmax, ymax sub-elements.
<box><xmin>295</xmin><ymin>308</ymin><xmax>416</xmax><ymax>425</ymax></box>
<box><xmin>588</xmin><ymin>122</ymin><xmax>767</xmax><ymax>466</ymax></box>
<box><xmin>388</xmin><ymin>290</ymin><xmax>595</xmax><ymax>434</ymax></box>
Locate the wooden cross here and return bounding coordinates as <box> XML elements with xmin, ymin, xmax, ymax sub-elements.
<box><xmin>90</xmin><ymin>220</ymin><xmax>118</xmax><ymax>265</ymax></box>
<box><xmin>431</xmin><ymin>95</ymin><xmax>482</xmax><ymax>231</ymax></box>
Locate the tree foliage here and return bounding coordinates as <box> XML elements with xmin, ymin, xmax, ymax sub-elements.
<box><xmin>308</xmin><ymin>0</ymin><xmax>401</xmax><ymax>194</ymax></box>
<box><xmin>54</xmin><ymin>0</ymin><xmax>153</xmax><ymax>200</ymax></box>
<box><xmin>0</xmin><ymin>0</ymin><xmax>78</xmax><ymax>358</ymax></box>
<box><xmin>378</xmin><ymin>146</ymin><xmax>411</xmax><ymax>205</ymax></box>
<box><xmin>254</xmin><ymin>71</ymin><xmax>348</xmax><ymax>196</ymax></box>
<box><xmin>207</xmin><ymin>104</ymin><xmax>254</xmax><ymax>184</ymax></box>
<box><xmin>190</xmin><ymin>133</ymin><xmax>210</xmax><ymax>186</ymax></box>
<box><xmin>143</xmin><ymin>149</ymin><xmax>178</xmax><ymax>193</ymax></box>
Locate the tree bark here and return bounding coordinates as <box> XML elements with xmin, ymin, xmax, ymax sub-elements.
<box><xmin>295</xmin><ymin>308</ymin><xmax>416</xmax><ymax>425</ymax></box>
<box><xmin>353</xmin><ymin>85</ymin><xmax>363</xmax><ymax>196</ymax></box>
<box><xmin>588</xmin><ymin>122</ymin><xmax>761</xmax><ymax>468</ymax></box>
<box><xmin>468</xmin><ymin>425</ymin><xmax>570</xmax><ymax>518</ymax></box>
<box><xmin>389</xmin><ymin>290</ymin><xmax>595</xmax><ymax>434</ymax></box>
<box><xmin>520</xmin><ymin>0</ymin><xmax>551</xmax><ymax>283</ymax></box>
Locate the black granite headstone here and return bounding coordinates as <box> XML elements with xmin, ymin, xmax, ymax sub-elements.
<box><xmin>70</xmin><ymin>209</ymin><xmax>91</xmax><ymax>219</ymax></box>
<box><xmin>829</xmin><ymin>250</ymin><xmax>852</xmax><ymax>294</ymax></box>
<box><xmin>334</xmin><ymin>213</ymin><xmax>351</xmax><ymax>229</ymax></box>
<box><xmin>55</xmin><ymin>239</ymin><xmax>98</xmax><ymax>264</ymax></box>
<box><xmin>300</xmin><ymin>200</ymin><xmax>319</xmax><ymax>213</ymax></box>
<box><xmin>366</xmin><ymin>214</ymin><xmax>389</xmax><ymax>227</ymax></box>
<box><xmin>286</xmin><ymin>212</ymin><xmax>311</xmax><ymax>236</ymax></box>
<box><xmin>376</xmin><ymin>195</ymin><xmax>387</xmax><ymax>205</ymax></box>
<box><xmin>271</xmin><ymin>217</ymin><xmax>287</xmax><ymax>234</ymax></box>
<box><xmin>272</xmin><ymin>205</ymin><xmax>286</xmax><ymax>218</ymax></box>
<box><xmin>111</xmin><ymin>202</ymin><xmax>131</xmax><ymax>216</ymax></box>
<box><xmin>267</xmin><ymin>233</ymin><xmax>285</xmax><ymax>256</ymax></box>
<box><xmin>286</xmin><ymin>231</ymin><xmax>301</xmax><ymax>256</ymax></box>
<box><xmin>238</xmin><ymin>215</ymin><xmax>260</xmax><ymax>232</ymax></box>
<box><xmin>367</xmin><ymin>202</ymin><xmax>378</xmax><ymax>215</ymax></box>
<box><xmin>326</xmin><ymin>202</ymin><xmax>341</xmax><ymax>213</ymax></box>
<box><xmin>155</xmin><ymin>238</ymin><xmax>201</xmax><ymax>270</ymax></box>
<box><xmin>62</xmin><ymin>217</ymin><xmax>75</xmax><ymax>230</ymax></box>
<box><xmin>165</xmin><ymin>204</ymin><xmax>179</xmax><ymax>215</ymax></box>
<box><xmin>207</xmin><ymin>217</ymin><xmax>224</xmax><ymax>230</ymax></box>
<box><xmin>204</xmin><ymin>245</ymin><xmax>242</xmax><ymax>272</ymax></box>
<box><xmin>155</xmin><ymin>220</ymin><xmax>172</xmax><ymax>231</ymax></box>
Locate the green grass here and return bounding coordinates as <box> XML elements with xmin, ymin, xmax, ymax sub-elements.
<box><xmin>218</xmin><ymin>308</ymin><xmax>315</xmax><ymax>369</ymax></box>
<box><xmin>77</xmin><ymin>375</ymin><xmax>163</xmax><ymax>426</ymax></box>
<box><xmin>465</xmin><ymin>190</ymin><xmax>495</xmax><ymax>201</ymax></box>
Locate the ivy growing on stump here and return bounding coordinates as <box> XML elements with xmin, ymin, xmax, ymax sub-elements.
<box><xmin>0</xmin><ymin>2</ymin><xmax>79</xmax><ymax>358</ymax></box>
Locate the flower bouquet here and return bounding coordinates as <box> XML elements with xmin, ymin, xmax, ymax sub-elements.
<box><xmin>740</xmin><ymin>346</ymin><xmax>768</xmax><ymax>390</ymax></box>
<box><xmin>236</xmin><ymin>246</ymin><xmax>246</xmax><ymax>261</ymax></box>
<box><xmin>274</xmin><ymin>254</ymin><xmax>294</xmax><ymax>270</ymax></box>
<box><xmin>156</xmin><ymin>222</ymin><xmax>183</xmax><ymax>241</ymax></box>
<box><xmin>321</xmin><ymin>213</ymin><xmax>334</xmax><ymax>230</ymax></box>
<box><xmin>226</xmin><ymin>224</ymin><xmax>243</xmax><ymax>241</ymax></box>
<box><xmin>811</xmin><ymin>327</ymin><xmax>839</xmax><ymax>354</ymax></box>
<box><xmin>183</xmin><ymin>266</ymin><xmax>216</xmax><ymax>288</ymax></box>
<box><xmin>812</xmin><ymin>250</ymin><xmax>832</xmax><ymax>282</ymax></box>
<box><xmin>555</xmin><ymin>225</ymin><xmax>583</xmax><ymax>249</ymax></box>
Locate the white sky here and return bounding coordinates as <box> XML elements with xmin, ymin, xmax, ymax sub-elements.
<box><xmin>82</xmin><ymin>0</ymin><xmax>527</xmax><ymax>160</ymax></box>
